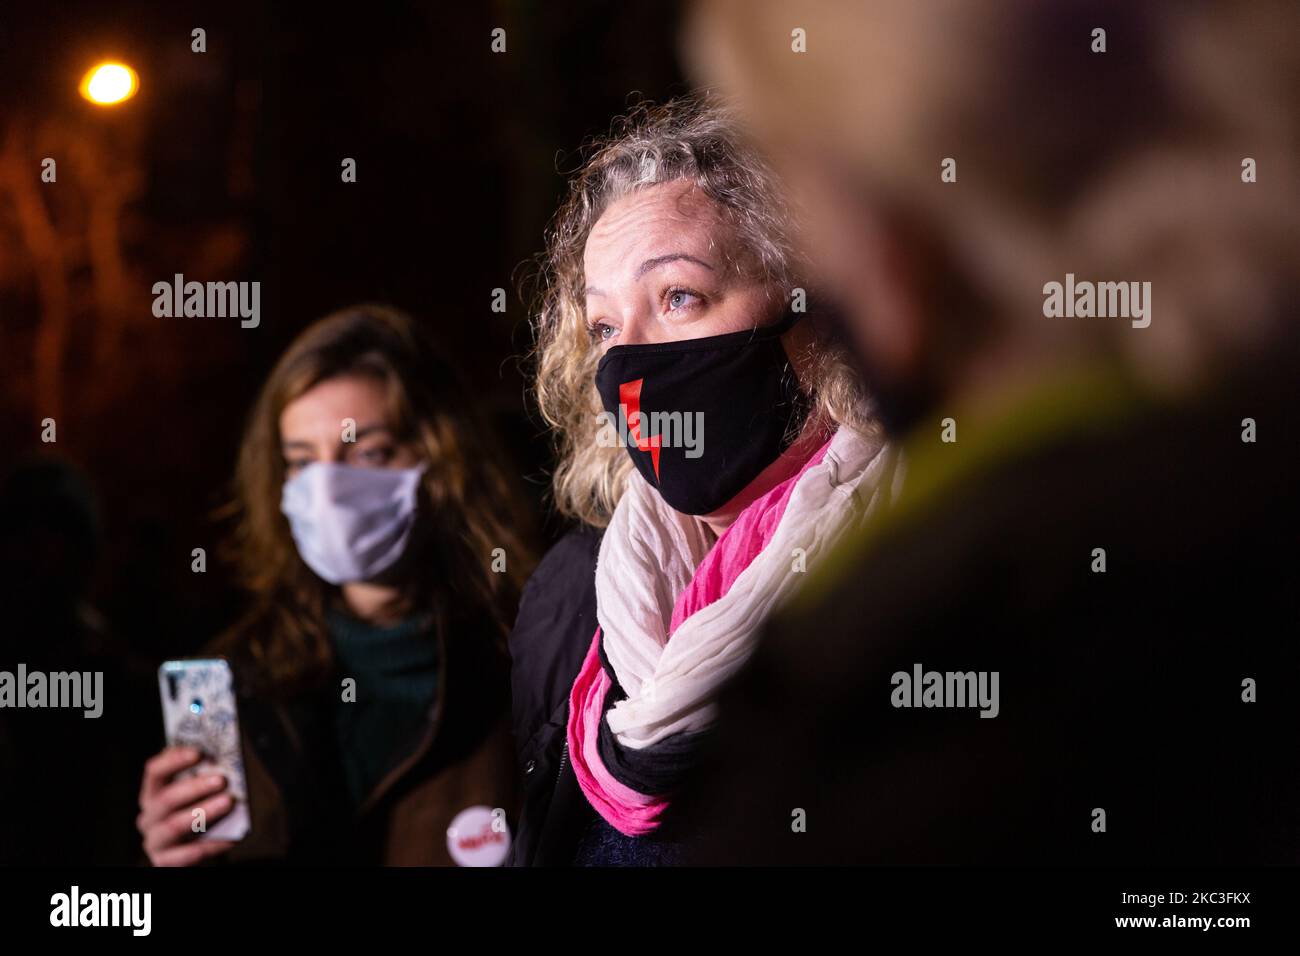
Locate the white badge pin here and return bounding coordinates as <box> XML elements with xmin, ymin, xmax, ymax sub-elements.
<box><xmin>446</xmin><ymin>805</ymin><xmax>511</xmax><ymax>867</ymax></box>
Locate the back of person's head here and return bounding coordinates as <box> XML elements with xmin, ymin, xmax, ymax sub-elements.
<box><xmin>689</xmin><ymin>0</ymin><xmax>1300</xmax><ymax>416</ymax></box>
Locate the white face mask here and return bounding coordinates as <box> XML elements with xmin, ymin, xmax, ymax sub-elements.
<box><xmin>280</xmin><ymin>461</ymin><xmax>426</xmax><ymax>585</ymax></box>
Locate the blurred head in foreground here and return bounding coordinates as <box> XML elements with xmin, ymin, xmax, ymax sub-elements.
<box><xmin>687</xmin><ymin>0</ymin><xmax>1300</xmax><ymax>436</ymax></box>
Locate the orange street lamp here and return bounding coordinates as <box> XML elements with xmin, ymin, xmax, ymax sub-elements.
<box><xmin>79</xmin><ymin>62</ymin><xmax>139</xmax><ymax>106</ymax></box>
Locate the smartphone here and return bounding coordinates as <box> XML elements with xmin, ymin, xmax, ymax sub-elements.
<box><xmin>157</xmin><ymin>658</ymin><xmax>251</xmax><ymax>842</ymax></box>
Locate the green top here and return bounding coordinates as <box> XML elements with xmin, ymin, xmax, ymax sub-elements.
<box><xmin>327</xmin><ymin>606</ymin><xmax>439</xmax><ymax>809</ymax></box>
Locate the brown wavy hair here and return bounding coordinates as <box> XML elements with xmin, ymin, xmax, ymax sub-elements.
<box><xmin>216</xmin><ymin>304</ymin><xmax>534</xmax><ymax>693</ymax></box>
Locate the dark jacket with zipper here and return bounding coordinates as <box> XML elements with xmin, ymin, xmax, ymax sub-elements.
<box><xmin>506</xmin><ymin>526</ymin><xmax>604</xmax><ymax>866</ymax></box>
<box><xmin>216</xmin><ymin>606</ymin><xmax>518</xmax><ymax>866</ymax></box>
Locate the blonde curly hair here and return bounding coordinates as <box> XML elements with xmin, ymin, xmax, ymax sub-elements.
<box><xmin>530</xmin><ymin>93</ymin><xmax>877</xmax><ymax>528</ymax></box>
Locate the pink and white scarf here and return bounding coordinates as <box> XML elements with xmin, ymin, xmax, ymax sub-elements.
<box><xmin>567</xmin><ymin>423</ymin><xmax>900</xmax><ymax>835</ymax></box>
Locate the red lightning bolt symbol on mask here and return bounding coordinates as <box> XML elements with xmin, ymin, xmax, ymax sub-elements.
<box><xmin>619</xmin><ymin>378</ymin><xmax>661</xmax><ymax>480</ymax></box>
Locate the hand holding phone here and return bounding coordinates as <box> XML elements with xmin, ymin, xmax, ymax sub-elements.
<box><xmin>144</xmin><ymin>658</ymin><xmax>251</xmax><ymax>854</ymax></box>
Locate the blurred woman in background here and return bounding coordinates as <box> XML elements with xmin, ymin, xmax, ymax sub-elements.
<box><xmin>509</xmin><ymin>95</ymin><xmax>901</xmax><ymax>865</ymax></box>
<box><xmin>136</xmin><ymin>304</ymin><xmax>532</xmax><ymax>865</ymax></box>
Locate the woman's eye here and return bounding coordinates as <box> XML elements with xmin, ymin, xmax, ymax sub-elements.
<box><xmin>589</xmin><ymin>322</ymin><xmax>617</xmax><ymax>342</ymax></box>
<box><xmin>355</xmin><ymin>447</ymin><xmax>394</xmax><ymax>466</ymax></box>
<box><xmin>666</xmin><ymin>289</ymin><xmax>701</xmax><ymax>311</ymax></box>
<box><xmin>284</xmin><ymin>459</ymin><xmax>310</xmax><ymax>475</ymax></box>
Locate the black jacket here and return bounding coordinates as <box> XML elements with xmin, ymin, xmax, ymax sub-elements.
<box><xmin>219</xmin><ymin>607</ymin><xmax>518</xmax><ymax>866</ymax></box>
<box><xmin>506</xmin><ymin>526</ymin><xmax>603</xmax><ymax>866</ymax></box>
<box><xmin>690</xmin><ymin>344</ymin><xmax>1300</xmax><ymax>864</ymax></box>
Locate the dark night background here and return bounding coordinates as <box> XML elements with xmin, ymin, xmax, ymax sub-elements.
<box><xmin>0</xmin><ymin>0</ymin><xmax>687</xmax><ymax>863</ymax></box>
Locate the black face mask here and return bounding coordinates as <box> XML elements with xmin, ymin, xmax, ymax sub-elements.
<box><xmin>595</xmin><ymin>311</ymin><xmax>805</xmax><ymax>516</ymax></box>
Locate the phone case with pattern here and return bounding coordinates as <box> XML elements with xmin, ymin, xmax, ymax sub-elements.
<box><xmin>157</xmin><ymin>658</ymin><xmax>251</xmax><ymax>842</ymax></box>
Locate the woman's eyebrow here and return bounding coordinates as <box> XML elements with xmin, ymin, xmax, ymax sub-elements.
<box><xmin>584</xmin><ymin>253</ymin><xmax>715</xmax><ymax>298</ymax></box>
<box><xmin>281</xmin><ymin>424</ymin><xmax>390</xmax><ymax>451</ymax></box>
<box><xmin>634</xmin><ymin>253</ymin><xmax>714</xmax><ymax>279</ymax></box>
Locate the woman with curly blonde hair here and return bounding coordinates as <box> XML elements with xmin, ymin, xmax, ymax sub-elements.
<box><xmin>509</xmin><ymin>94</ymin><xmax>900</xmax><ymax>865</ymax></box>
